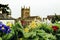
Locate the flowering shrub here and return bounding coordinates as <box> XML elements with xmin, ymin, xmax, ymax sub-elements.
<box><xmin>15</xmin><ymin>21</ymin><xmax>57</xmax><ymax>40</ymax></box>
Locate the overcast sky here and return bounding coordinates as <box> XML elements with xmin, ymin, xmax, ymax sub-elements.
<box><xmin>0</xmin><ymin>0</ymin><xmax>60</xmax><ymax>18</ymax></box>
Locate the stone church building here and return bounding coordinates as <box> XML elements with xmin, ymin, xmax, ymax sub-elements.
<box><xmin>18</xmin><ymin>6</ymin><xmax>41</xmax><ymax>26</ymax></box>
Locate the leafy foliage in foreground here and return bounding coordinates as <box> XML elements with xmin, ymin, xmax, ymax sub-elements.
<box><xmin>0</xmin><ymin>21</ymin><xmax>60</xmax><ymax>40</ymax></box>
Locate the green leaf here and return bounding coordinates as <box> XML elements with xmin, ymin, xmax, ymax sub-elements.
<box><xmin>33</xmin><ymin>37</ymin><xmax>39</xmax><ymax>40</ymax></box>
<box><xmin>15</xmin><ymin>22</ymin><xmax>23</xmax><ymax>29</ymax></box>
<box><xmin>0</xmin><ymin>37</ymin><xmax>2</xmax><ymax>40</ymax></box>
<box><xmin>31</xmin><ymin>32</ymin><xmax>36</xmax><ymax>38</ymax></box>
<box><xmin>23</xmin><ymin>32</ymin><xmax>32</xmax><ymax>38</ymax></box>
<box><xmin>36</xmin><ymin>30</ymin><xmax>45</xmax><ymax>33</ymax></box>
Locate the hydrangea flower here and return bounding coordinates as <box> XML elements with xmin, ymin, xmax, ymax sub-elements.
<box><xmin>0</xmin><ymin>22</ymin><xmax>11</xmax><ymax>34</ymax></box>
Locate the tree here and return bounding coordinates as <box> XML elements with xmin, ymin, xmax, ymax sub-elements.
<box><xmin>0</xmin><ymin>4</ymin><xmax>11</xmax><ymax>15</ymax></box>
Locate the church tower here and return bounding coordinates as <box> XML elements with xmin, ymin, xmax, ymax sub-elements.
<box><xmin>21</xmin><ymin>6</ymin><xmax>30</xmax><ymax>19</ymax></box>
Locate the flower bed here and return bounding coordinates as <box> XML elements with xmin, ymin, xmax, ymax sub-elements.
<box><xmin>0</xmin><ymin>21</ymin><xmax>60</xmax><ymax>40</ymax></box>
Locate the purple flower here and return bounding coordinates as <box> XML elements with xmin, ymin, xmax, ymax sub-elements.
<box><xmin>0</xmin><ymin>22</ymin><xmax>11</xmax><ymax>34</ymax></box>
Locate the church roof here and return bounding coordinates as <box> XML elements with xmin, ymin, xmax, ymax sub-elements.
<box><xmin>18</xmin><ymin>16</ymin><xmax>41</xmax><ymax>20</ymax></box>
<box><xmin>0</xmin><ymin>17</ymin><xmax>15</xmax><ymax>20</ymax></box>
<box><xmin>0</xmin><ymin>14</ymin><xmax>15</xmax><ymax>20</ymax></box>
